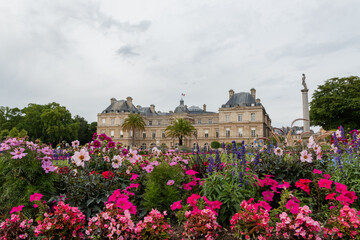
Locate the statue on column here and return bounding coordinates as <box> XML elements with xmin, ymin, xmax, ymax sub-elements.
<box><xmin>302</xmin><ymin>73</ymin><xmax>308</xmax><ymax>90</ymax></box>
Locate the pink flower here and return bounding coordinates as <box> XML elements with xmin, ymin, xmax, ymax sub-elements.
<box><xmin>262</xmin><ymin>190</ymin><xmax>274</xmax><ymax>202</ymax></box>
<box><xmin>183</xmin><ymin>183</ymin><xmax>192</xmax><ymax>190</ymax></box>
<box><xmin>334</xmin><ymin>182</ymin><xmax>347</xmax><ymax>193</ymax></box>
<box><xmin>318</xmin><ymin>179</ymin><xmax>333</xmax><ymax>189</ymax></box>
<box><xmin>41</xmin><ymin>161</ymin><xmax>55</xmax><ymax>173</ymax></box>
<box><xmin>167</xmin><ymin>180</ymin><xmax>175</xmax><ymax>186</ymax></box>
<box><xmin>278</xmin><ymin>181</ymin><xmax>291</xmax><ymax>189</ymax></box>
<box><xmin>285</xmin><ymin>200</ymin><xmax>299</xmax><ymax>214</ymax></box>
<box><xmin>187</xmin><ymin>194</ymin><xmax>201</xmax><ymax>207</ymax></box>
<box><xmin>30</xmin><ymin>193</ymin><xmax>43</xmax><ymax>202</ymax></box>
<box><xmin>72</xmin><ymin>149</ymin><xmax>90</xmax><ymax>167</ymax></box>
<box><xmin>112</xmin><ymin>155</ymin><xmax>123</xmax><ymax>169</ymax></box>
<box><xmin>170</xmin><ymin>200</ymin><xmax>182</xmax><ymax>211</ymax></box>
<box><xmin>130</xmin><ymin>174</ymin><xmax>139</xmax><ymax>181</ymax></box>
<box><xmin>313</xmin><ymin>169</ymin><xmax>323</xmax><ymax>175</ymax></box>
<box><xmin>33</xmin><ymin>204</ymin><xmax>38</xmax><ymax>208</ymax></box>
<box><xmin>274</xmin><ymin>147</ymin><xmax>283</xmax><ymax>156</ymax></box>
<box><xmin>325</xmin><ymin>193</ymin><xmax>337</xmax><ymax>200</ymax></box>
<box><xmin>10</xmin><ymin>148</ymin><xmax>28</xmax><ymax>159</ymax></box>
<box><xmin>185</xmin><ymin>170</ymin><xmax>198</xmax><ymax>175</ymax></box>
<box><xmin>300</xmin><ymin>150</ymin><xmax>312</xmax><ymax>163</ymax></box>
<box><xmin>10</xmin><ymin>205</ymin><xmax>24</xmax><ymax>214</ymax></box>
<box><xmin>71</xmin><ymin>140</ymin><xmax>80</xmax><ymax>148</ymax></box>
<box><xmin>323</xmin><ymin>174</ymin><xmax>331</xmax><ymax>179</ymax></box>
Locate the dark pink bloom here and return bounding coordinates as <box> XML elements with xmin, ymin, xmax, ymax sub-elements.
<box><xmin>318</xmin><ymin>179</ymin><xmax>333</xmax><ymax>189</ymax></box>
<box><xmin>183</xmin><ymin>183</ymin><xmax>192</xmax><ymax>190</ymax></box>
<box><xmin>278</xmin><ymin>181</ymin><xmax>291</xmax><ymax>189</ymax></box>
<box><xmin>130</xmin><ymin>174</ymin><xmax>139</xmax><ymax>181</ymax></box>
<box><xmin>30</xmin><ymin>193</ymin><xmax>43</xmax><ymax>202</ymax></box>
<box><xmin>323</xmin><ymin>174</ymin><xmax>331</xmax><ymax>179</ymax></box>
<box><xmin>334</xmin><ymin>182</ymin><xmax>347</xmax><ymax>193</ymax></box>
<box><xmin>187</xmin><ymin>194</ymin><xmax>201</xmax><ymax>207</ymax></box>
<box><xmin>187</xmin><ymin>181</ymin><xmax>197</xmax><ymax>186</ymax></box>
<box><xmin>9</xmin><ymin>205</ymin><xmax>24</xmax><ymax>214</ymax></box>
<box><xmin>262</xmin><ymin>190</ymin><xmax>274</xmax><ymax>202</ymax></box>
<box><xmin>325</xmin><ymin>193</ymin><xmax>337</xmax><ymax>200</ymax></box>
<box><xmin>170</xmin><ymin>200</ymin><xmax>182</xmax><ymax>211</ymax></box>
<box><xmin>185</xmin><ymin>170</ymin><xmax>198</xmax><ymax>175</ymax></box>
<box><xmin>285</xmin><ymin>200</ymin><xmax>299</xmax><ymax>214</ymax></box>
<box><xmin>313</xmin><ymin>169</ymin><xmax>323</xmax><ymax>174</ymax></box>
<box><xmin>258</xmin><ymin>201</ymin><xmax>272</xmax><ymax>211</ymax></box>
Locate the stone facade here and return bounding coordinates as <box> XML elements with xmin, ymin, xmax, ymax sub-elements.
<box><xmin>97</xmin><ymin>89</ymin><xmax>272</xmax><ymax>149</ymax></box>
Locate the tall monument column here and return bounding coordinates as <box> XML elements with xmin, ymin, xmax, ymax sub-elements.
<box><xmin>301</xmin><ymin>74</ymin><xmax>310</xmax><ymax>132</ymax></box>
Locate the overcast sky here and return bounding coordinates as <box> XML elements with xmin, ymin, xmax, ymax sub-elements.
<box><xmin>1</xmin><ymin>1</ymin><xmax>359</xmax><ymax>130</ymax></box>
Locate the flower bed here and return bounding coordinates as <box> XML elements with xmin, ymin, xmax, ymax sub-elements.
<box><xmin>1</xmin><ymin>127</ymin><xmax>360</xmax><ymax>239</ymax></box>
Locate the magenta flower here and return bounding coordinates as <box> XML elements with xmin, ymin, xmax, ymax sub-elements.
<box><xmin>278</xmin><ymin>181</ymin><xmax>291</xmax><ymax>189</ymax></box>
<box><xmin>167</xmin><ymin>180</ymin><xmax>175</xmax><ymax>186</ymax></box>
<box><xmin>262</xmin><ymin>190</ymin><xmax>274</xmax><ymax>202</ymax></box>
<box><xmin>10</xmin><ymin>148</ymin><xmax>27</xmax><ymax>159</ymax></box>
<box><xmin>187</xmin><ymin>194</ymin><xmax>201</xmax><ymax>207</ymax></box>
<box><xmin>92</xmin><ymin>140</ymin><xmax>101</xmax><ymax>148</ymax></box>
<box><xmin>313</xmin><ymin>169</ymin><xmax>323</xmax><ymax>175</ymax></box>
<box><xmin>183</xmin><ymin>183</ymin><xmax>192</xmax><ymax>190</ymax></box>
<box><xmin>325</xmin><ymin>193</ymin><xmax>337</xmax><ymax>200</ymax></box>
<box><xmin>285</xmin><ymin>200</ymin><xmax>299</xmax><ymax>214</ymax></box>
<box><xmin>318</xmin><ymin>179</ymin><xmax>333</xmax><ymax>189</ymax></box>
<box><xmin>170</xmin><ymin>200</ymin><xmax>182</xmax><ymax>211</ymax></box>
<box><xmin>130</xmin><ymin>174</ymin><xmax>139</xmax><ymax>181</ymax></box>
<box><xmin>334</xmin><ymin>182</ymin><xmax>347</xmax><ymax>193</ymax></box>
<box><xmin>185</xmin><ymin>170</ymin><xmax>198</xmax><ymax>175</ymax></box>
<box><xmin>9</xmin><ymin>205</ymin><xmax>24</xmax><ymax>214</ymax></box>
<box><xmin>30</xmin><ymin>193</ymin><xmax>43</xmax><ymax>202</ymax></box>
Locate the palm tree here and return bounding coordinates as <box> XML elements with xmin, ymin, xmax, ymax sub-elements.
<box><xmin>121</xmin><ymin>113</ymin><xmax>145</xmax><ymax>147</ymax></box>
<box><xmin>165</xmin><ymin>118</ymin><xmax>196</xmax><ymax>146</ymax></box>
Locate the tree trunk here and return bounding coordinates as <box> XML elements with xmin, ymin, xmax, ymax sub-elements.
<box><xmin>132</xmin><ymin>127</ymin><xmax>135</xmax><ymax>147</ymax></box>
<box><xmin>179</xmin><ymin>136</ymin><xmax>183</xmax><ymax>146</ymax></box>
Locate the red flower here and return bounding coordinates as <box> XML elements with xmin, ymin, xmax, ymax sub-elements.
<box><xmin>295</xmin><ymin>179</ymin><xmax>311</xmax><ymax>194</ymax></box>
<box><xmin>325</xmin><ymin>193</ymin><xmax>337</xmax><ymax>200</ymax></box>
<box><xmin>102</xmin><ymin>171</ymin><xmax>114</xmax><ymax>179</ymax></box>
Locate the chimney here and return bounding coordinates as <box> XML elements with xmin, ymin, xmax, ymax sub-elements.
<box><xmin>150</xmin><ymin>104</ymin><xmax>155</xmax><ymax>113</ymax></box>
<box><xmin>256</xmin><ymin>98</ymin><xmax>261</xmax><ymax>104</ymax></box>
<box><xmin>250</xmin><ymin>88</ymin><xmax>256</xmax><ymax>99</ymax></box>
<box><xmin>126</xmin><ymin>97</ymin><xmax>133</xmax><ymax>108</ymax></box>
<box><xmin>136</xmin><ymin>105</ymin><xmax>142</xmax><ymax>109</ymax></box>
<box><xmin>229</xmin><ymin>89</ymin><xmax>234</xmax><ymax>99</ymax></box>
<box><xmin>110</xmin><ymin>98</ymin><xmax>117</xmax><ymax>104</ymax></box>
<box><xmin>203</xmin><ymin>104</ymin><xmax>207</xmax><ymax>112</ymax></box>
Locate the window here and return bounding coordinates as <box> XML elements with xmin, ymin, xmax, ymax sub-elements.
<box><xmin>141</xmin><ymin>143</ymin><xmax>146</xmax><ymax>149</ymax></box>
<box><xmin>251</xmin><ymin>128</ymin><xmax>256</xmax><ymax>137</ymax></box>
<box><xmin>158</xmin><ymin>120</ymin><xmax>161</xmax><ymax>126</ymax></box>
<box><xmin>162</xmin><ymin>131</ymin><xmax>166</xmax><ymax>138</ymax></box>
<box><xmin>238</xmin><ymin>128</ymin><xmax>243</xmax><ymax>137</ymax></box>
<box><xmin>152</xmin><ymin>131</ymin><xmax>156</xmax><ymax>139</ymax></box>
<box><xmin>110</xmin><ymin>130</ymin><xmax>114</xmax><ymax>138</ymax></box>
<box><xmin>209</xmin><ymin>119</ymin><xmax>212</xmax><ymax>124</ymax></box>
<box><xmin>205</xmin><ymin>130</ymin><xmax>209</xmax><ymax>138</ymax></box>
<box><xmin>120</xmin><ymin>130</ymin><xmax>124</xmax><ymax>138</ymax></box>
<box><xmin>225</xmin><ymin>115</ymin><xmax>230</xmax><ymax>122</ymax></box>
<box><xmin>226</xmin><ymin>128</ymin><xmax>230</xmax><ymax>137</ymax></box>
<box><xmin>216</xmin><ymin>129</ymin><xmax>219</xmax><ymax>138</ymax></box>
<box><xmin>102</xmin><ymin>118</ymin><xmax>106</xmax><ymax>126</ymax></box>
<box><xmin>143</xmin><ymin>132</ymin><xmax>146</xmax><ymax>139</ymax></box>
<box><xmin>149</xmin><ymin>120</ymin><xmax>152</xmax><ymax>126</ymax></box>
<box><xmin>120</xmin><ymin>119</ymin><xmax>124</xmax><ymax>125</ymax></box>
<box><xmin>198</xmin><ymin>119</ymin><xmax>202</xmax><ymax>124</ymax></box>
<box><xmin>251</xmin><ymin>113</ymin><xmax>255</xmax><ymax>121</ymax></box>
<box><xmin>130</xmin><ymin>130</ymin><xmax>133</xmax><ymax>137</ymax></box>
<box><xmin>111</xmin><ymin>118</ymin><xmax>115</xmax><ymax>126</ymax></box>
<box><xmin>238</xmin><ymin>114</ymin><xmax>242</xmax><ymax>122</ymax></box>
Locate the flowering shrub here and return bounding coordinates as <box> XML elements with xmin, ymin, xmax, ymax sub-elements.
<box><xmin>275</xmin><ymin>206</ymin><xmax>322</xmax><ymax>239</ymax></box>
<box><xmin>230</xmin><ymin>199</ymin><xmax>273</xmax><ymax>239</ymax></box>
<box><xmin>135</xmin><ymin>209</ymin><xmax>173</xmax><ymax>239</ymax></box>
<box><xmin>34</xmin><ymin>201</ymin><xmax>86</xmax><ymax>239</ymax></box>
<box><xmin>0</xmin><ymin>214</ymin><xmax>34</xmax><ymax>240</ymax></box>
<box><xmin>323</xmin><ymin>205</ymin><xmax>360</xmax><ymax>239</ymax></box>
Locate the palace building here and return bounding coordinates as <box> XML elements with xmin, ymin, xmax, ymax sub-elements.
<box><xmin>97</xmin><ymin>88</ymin><xmax>272</xmax><ymax>149</ymax></box>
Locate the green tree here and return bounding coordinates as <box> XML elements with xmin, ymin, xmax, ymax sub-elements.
<box><xmin>121</xmin><ymin>113</ymin><xmax>145</xmax><ymax>146</ymax></box>
<box><xmin>74</xmin><ymin>115</ymin><xmax>92</xmax><ymax>145</ymax></box>
<box><xmin>40</xmin><ymin>103</ymin><xmax>79</xmax><ymax>145</ymax></box>
<box><xmin>0</xmin><ymin>106</ymin><xmax>23</xmax><ymax>131</ymax></box>
<box><xmin>165</xmin><ymin>118</ymin><xmax>196</xmax><ymax>146</ymax></box>
<box><xmin>310</xmin><ymin>76</ymin><xmax>360</xmax><ymax>130</ymax></box>
<box><xmin>22</xmin><ymin>103</ymin><xmax>46</xmax><ymax>141</ymax></box>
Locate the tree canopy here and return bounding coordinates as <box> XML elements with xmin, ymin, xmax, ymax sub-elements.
<box><xmin>310</xmin><ymin>76</ymin><xmax>360</xmax><ymax>130</ymax></box>
<box><xmin>121</xmin><ymin>113</ymin><xmax>145</xmax><ymax>147</ymax></box>
<box><xmin>0</xmin><ymin>102</ymin><xmax>96</xmax><ymax>145</ymax></box>
<box><xmin>165</xmin><ymin>118</ymin><xmax>196</xmax><ymax>146</ymax></box>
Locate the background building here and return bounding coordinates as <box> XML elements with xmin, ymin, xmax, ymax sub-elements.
<box><xmin>97</xmin><ymin>89</ymin><xmax>272</xmax><ymax>149</ymax></box>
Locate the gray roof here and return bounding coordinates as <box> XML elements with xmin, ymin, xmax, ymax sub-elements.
<box><xmin>174</xmin><ymin>99</ymin><xmax>189</xmax><ymax>114</ymax></box>
<box><xmin>221</xmin><ymin>92</ymin><xmax>261</xmax><ymax>108</ymax></box>
<box><xmin>102</xmin><ymin>100</ymin><xmax>139</xmax><ymax>113</ymax></box>
<box><xmin>138</xmin><ymin>107</ymin><xmax>158</xmax><ymax>116</ymax></box>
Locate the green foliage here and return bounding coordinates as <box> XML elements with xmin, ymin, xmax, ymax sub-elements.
<box><xmin>210</xmin><ymin>141</ymin><xmax>221</xmax><ymax>149</ymax></box>
<box><xmin>143</xmin><ymin>163</ymin><xmax>184</xmax><ymax>213</ymax></box>
<box><xmin>122</xmin><ymin>113</ymin><xmax>146</xmax><ymax>146</ymax></box>
<box><xmin>202</xmin><ymin>170</ymin><xmax>258</xmax><ymax>227</ymax></box>
<box><xmin>310</xmin><ymin>76</ymin><xmax>360</xmax><ymax>130</ymax></box>
<box><xmin>165</xmin><ymin>118</ymin><xmax>196</xmax><ymax>146</ymax></box>
<box><xmin>74</xmin><ymin>115</ymin><xmax>95</xmax><ymax>145</ymax></box>
<box><xmin>0</xmin><ymin>129</ymin><xmax>9</xmax><ymax>140</ymax></box>
<box><xmin>0</xmin><ymin>146</ymin><xmax>58</xmax><ymax>218</ymax></box>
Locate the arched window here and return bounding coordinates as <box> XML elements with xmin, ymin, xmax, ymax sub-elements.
<box><xmin>141</xmin><ymin>143</ymin><xmax>147</xmax><ymax>150</ymax></box>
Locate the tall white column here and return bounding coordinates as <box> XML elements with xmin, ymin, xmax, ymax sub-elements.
<box><xmin>301</xmin><ymin>89</ymin><xmax>310</xmax><ymax>132</ymax></box>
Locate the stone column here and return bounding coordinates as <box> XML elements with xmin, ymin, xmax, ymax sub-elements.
<box><xmin>301</xmin><ymin>89</ymin><xmax>310</xmax><ymax>132</ymax></box>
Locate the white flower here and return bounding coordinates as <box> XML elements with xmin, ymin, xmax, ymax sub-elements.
<box><xmin>274</xmin><ymin>147</ymin><xmax>283</xmax><ymax>156</ymax></box>
<box><xmin>112</xmin><ymin>155</ymin><xmax>123</xmax><ymax>169</ymax></box>
<box><xmin>300</xmin><ymin>150</ymin><xmax>312</xmax><ymax>163</ymax></box>
<box><xmin>72</xmin><ymin>149</ymin><xmax>90</xmax><ymax>167</ymax></box>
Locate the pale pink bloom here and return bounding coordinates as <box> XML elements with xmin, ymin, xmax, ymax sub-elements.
<box><xmin>169</xmin><ymin>161</ymin><xmax>177</xmax><ymax>166</ymax></box>
<box><xmin>72</xmin><ymin>149</ymin><xmax>90</xmax><ymax>167</ymax></box>
<box><xmin>71</xmin><ymin>140</ymin><xmax>80</xmax><ymax>148</ymax></box>
<box><xmin>151</xmin><ymin>160</ymin><xmax>159</xmax><ymax>166</ymax></box>
<box><xmin>144</xmin><ymin>165</ymin><xmax>154</xmax><ymax>173</ymax></box>
<box><xmin>274</xmin><ymin>147</ymin><xmax>283</xmax><ymax>156</ymax></box>
<box><xmin>167</xmin><ymin>180</ymin><xmax>175</xmax><ymax>185</ymax></box>
<box><xmin>307</xmin><ymin>136</ymin><xmax>316</xmax><ymax>149</ymax></box>
<box><xmin>103</xmin><ymin>156</ymin><xmax>110</xmax><ymax>162</ymax></box>
<box><xmin>300</xmin><ymin>150</ymin><xmax>312</xmax><ymax>163</ymax></box>
<box><xmin>10</xmin><ymin>148</ymin><xmax>27</xmax><ymax>159</ymax></box>
<box><xmin>336</xmin><ymin>129</ymin><xmax>341</xmax><ymax>138</ymax></box>
<box><xmin>0</xmin><ymin>143</ymin><xmax>10</xmax><ymax>151</ymax></box>
<box><xmin>42</xmin><ymin>161</ymin><xmax>55</xmax><ymax>173</ymax></box>
<box><xmin>41</xmin><ymin>146</ymin><xmax>53</xmax><ymax>155</ymax></box>
<box><xmin>112</xmin><ymin>155</ymin><xmax>123</xmax><ymax>169</ymax></box>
